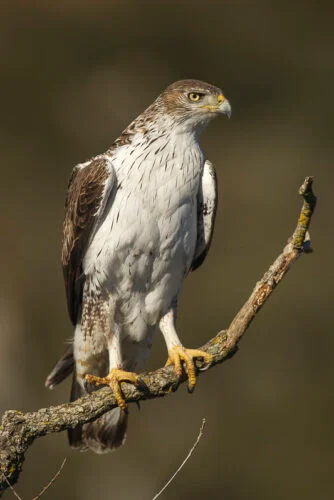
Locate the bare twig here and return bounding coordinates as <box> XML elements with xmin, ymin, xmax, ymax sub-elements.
<box><xmin>152</xmin><ymin>418</ymin><xmax>206</xmax><ymax>500</ymax></box>
<box><xmin>32</xmin><ymin>459</ymin><xmax>67</xmax><ymax>500</ymax></box>
<box><xmin>2</xmin><ymin>459</ymin><xmax>67</xmax><ymax>500</ymax></box>
<box><xmin>0</xmin><ymin>177</ymin><xmax>316</xmax><ymax>496</ymax></box>
<box><xmin>1</xmin><ymin>477</ymin><xmax>22</xmax><ymax>500</ymax></box>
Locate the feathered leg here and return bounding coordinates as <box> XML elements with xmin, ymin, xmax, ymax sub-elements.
<box><xmin>69</xmin><ymin>322</ymin><xmax>129</xmax><ymax>453</ymax></box>
<box><xmin>159</xmin><ymin>298</ymin><xmax>212</xmax><ymax>392</ymax></box>
<box><xmin>85</xmin><ymin>329</ymin><xmax>142</xmax><ymax>411</ymax></box>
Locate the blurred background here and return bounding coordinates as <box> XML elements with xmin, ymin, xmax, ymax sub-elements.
<box><xmin>0</xmin><ymin>1</ymin><xmax>333</xmax><ymax>498</ymax></box>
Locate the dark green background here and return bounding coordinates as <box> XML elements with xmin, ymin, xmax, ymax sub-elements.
<box><xmin>0</xmin><ymin>1</ymin><xmax>333</xmax><ymax>498</ymax></box>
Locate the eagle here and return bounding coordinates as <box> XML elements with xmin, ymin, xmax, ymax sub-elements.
<box><xmin>45</xmin><ymin>79</ymin><xmax>231</xmax><ymax>453</ymax></box>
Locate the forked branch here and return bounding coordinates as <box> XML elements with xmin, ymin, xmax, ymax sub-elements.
<box><xmin>0</xmin><ymin>177</ymin><xmax>316</xmax><ymax>496</ymax></box>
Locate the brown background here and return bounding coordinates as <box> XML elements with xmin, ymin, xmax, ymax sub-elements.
<box><xmin>0</xmin><ymin>1</ymin><xmax>333</xmax><ymax>499</ymax></box>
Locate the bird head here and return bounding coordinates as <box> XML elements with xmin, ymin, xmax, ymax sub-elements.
<box><xmin>157</xmin><ymin>79</ymin><xmax>231</xmax><ymax>133</ymax></box>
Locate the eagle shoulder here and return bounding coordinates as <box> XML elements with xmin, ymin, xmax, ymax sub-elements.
<box><xmin>62</xmin><ymin>155</ymin><xmax>116</xmax><ymax>324</ymax></box>
<box><xmin>191</xmin><ymin>160</ymin><xmax>218</xmax><ymax>271</ymax></box>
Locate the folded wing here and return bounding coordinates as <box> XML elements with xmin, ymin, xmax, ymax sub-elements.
<box><xmin>192</xmin><ymin>160</ymin><xmax>218</xmax><ymax>271</ymax></box>
<box><xmin>62</xmin><ymin>156</ymin><xmax>116</xmax><ymax>325</ymax></box>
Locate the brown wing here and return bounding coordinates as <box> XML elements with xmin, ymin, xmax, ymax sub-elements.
<box><xmin>191</xmin><ymin>160</ymin><xmax>218</xmax><ymax>271</ymax></box>
<box><xmin>62</xmin><ymin>156</ymin><xmax>116</xmax><ymax>324</ymax></box>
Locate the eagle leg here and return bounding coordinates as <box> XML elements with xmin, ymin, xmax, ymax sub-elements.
<box><xmin>160</xmin><ymin>300</ymin><xmax>213</xmax><ymax>392</ymax></box>
<box><xmin>165</xmin><ymin>346</ymin><xmax>212</xmax><ymax>392</ymax></box>
<box><xmin>85</xmin><ymin>369</ymin><xmax>141</xmax><ymax>411</ymax></box>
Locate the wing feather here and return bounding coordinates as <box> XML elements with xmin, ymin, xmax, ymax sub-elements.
<box><xmin>62</xmin><ymin>156</ymin><xmax>116</xmax><ymax>324</ymax></box>
<box><xmin>191</xmin><ymin>160</ymin><xmax>218</xmax><ymax>271</ymax></box>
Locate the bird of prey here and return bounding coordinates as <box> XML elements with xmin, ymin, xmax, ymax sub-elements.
<box><xmin>45</xmin><ymin>79</ymin><xmax>231</xmax><ymax>453</ymax></box>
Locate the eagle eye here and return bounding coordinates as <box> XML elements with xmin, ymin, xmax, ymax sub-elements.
<box><xmin>188</xmin><ymin>92</ymin><xmax>203</xmax><ymax>102</ymax></box>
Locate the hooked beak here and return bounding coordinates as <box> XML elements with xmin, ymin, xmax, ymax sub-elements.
<box><xmin>217</xmin><ymin>94</ymin><xmax>232</xmax><ymax>118</ymax></box>
<box><xmin>200</xmin><ymin>94</ymin><xmax>232</xmax><ymax>118</ymax></box>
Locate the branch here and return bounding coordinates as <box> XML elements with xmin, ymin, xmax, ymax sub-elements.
<box><xmin>152</xmin><ymin>418</ymin><xmax>206</xmax><ymax>500</ymax></box>
<box><xmin>32</xmin><ymin>458</ymin><xmax>67</xmax><ymax>500</ymax></box>
<box><xmin>0</xmin><ymin>177</ymin><xmax>316</xmax><ymax>496</ymax></box>
<box><xmin>1</xmin><ymin>459</ymin><xmax>66</xmax><ymax>500</ymax></box>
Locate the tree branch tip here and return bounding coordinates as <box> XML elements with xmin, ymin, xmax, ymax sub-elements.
<box><xmin>299</xmin><ymin>176</ymin><xmax>313</xmax><ymax>195</ymax></box>
<box><xmin>299</xmin><ymin>176</ymin><xmax>317</xmax><ymax>208</ymax></box>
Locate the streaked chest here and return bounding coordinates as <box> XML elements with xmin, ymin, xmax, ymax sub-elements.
<box><xmin>85</xmin><ymin>127</ymin><xmax>204</xmax><ymax>280</ymax></box>
<box><xmin>111</xmin><ymin>127</ymin><xmax>204</xmax><ymax>214</ymax></box>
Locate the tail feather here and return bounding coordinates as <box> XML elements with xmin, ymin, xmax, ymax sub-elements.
<box><xmin>45</xmin><ymin>346</ymin><xmax>74</xmax><ymax>389</ymax></box>
<box><xmin>82</xmin><ymin>407</ymin><xmax>128</xmax><ymax>453</ymax></box>
<box><xmin>68</xmin><ymin>371</ymin><xmax>128</xmax><ymax>454</ymax></box>
<box><xmin>47</xmin><ymin>347</ymin><xmax>128</xmax><ymax>453</ymax></box>
<box><xmin>67</xmin><ymin>372</ymin><xmax>87</xmax><ymax>451</ymax></box>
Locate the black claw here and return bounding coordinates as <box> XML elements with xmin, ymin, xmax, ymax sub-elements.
<box><xmin>84</xmin><ymin>379</ymin><xmax>92</xmax><ymax>392</ymax></box>
<box><xmin>171</xmin><ymin>374</ymin><xmax>182</xmax><ymax>392</ymax></box>
<box><xmin>187</xmin><ymin>384</ymin><xmax>195</xmax><ymax>394</ymax></box>
<box><xmin>136</xmin><ymin>377</ymin><xmax>150</xmax><ymax>395</ymax></box>
<box><xmin>123</xmin><ymin>405</ymin><xmax>129</xmax><ymax>415</ymax></box>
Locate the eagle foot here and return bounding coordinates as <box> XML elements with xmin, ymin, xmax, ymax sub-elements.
<box><xmin>85</xmin><ymin>368</ymin><xmax>141</xmax><ymax>412</ymax></box>
<box><xmin>165</xmin><ymin>345</ymin><xmax>213</xmax><ymax>393</ymax></box>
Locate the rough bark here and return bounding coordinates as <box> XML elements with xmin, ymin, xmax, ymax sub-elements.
<box><xmin>0</xmin><ymin>177</ymin><xmax>316</xmax><ymax>496</ymax></box>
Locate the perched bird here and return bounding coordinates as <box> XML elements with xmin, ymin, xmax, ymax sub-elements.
<box><xmin>45</xmin><ymin>79</ymin><xmax>231</xmax><ymax>453</ymax></box>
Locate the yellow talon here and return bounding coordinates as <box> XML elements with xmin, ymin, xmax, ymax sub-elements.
<box><xmin>165</xmin><ymin>345</ymin><xmax>212</xmax><ymax>392</ymax></box>
<box><xmin>85</xmin><ymin>368</ymin><xmax>140</xmax><ymax>411</ymax></box>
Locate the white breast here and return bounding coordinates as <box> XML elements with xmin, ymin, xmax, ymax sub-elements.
<box><xmin>84</xmin><ymin>123</ymin><xmax>204</xmax><ymax>337</ymax></box>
